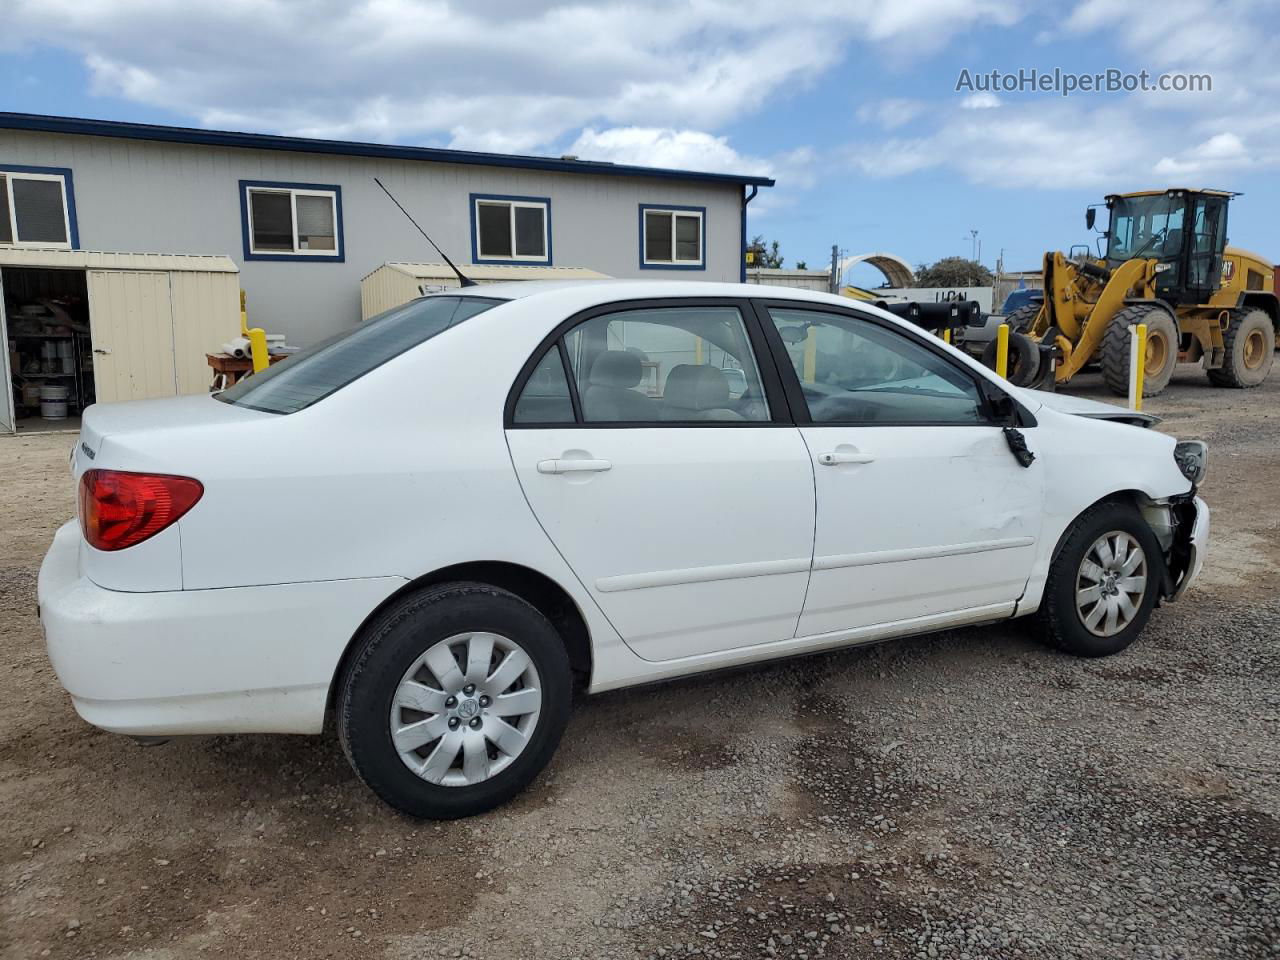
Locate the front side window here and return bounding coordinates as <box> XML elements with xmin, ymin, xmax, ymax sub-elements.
<box><xmin>218</xmin><ymin>295</ymin><xmax>502</xmax><ymax>414</ymax></box>
<box><xmin>1106</xmin><ymin>194</ymin><xmax>1185</xmax><ymax>264</ymax></box>
<box><xmin>640</xmin><ymin>206</ymin><xmax>704</xmax><ymax>268</ymax></box>
<box><xmin>768</xmin><ymin>308</ymin><xmax>987</xmax><ymax>425</ymax></box>
<box><xmin>552</xmin><ymin>306</ymin><xmax>768</xmax><ymax>423</ymax></box>
<box><xmin>241</xmin><ymin>181</ymin><xmax>342</xmax><ymax>260</ymax></box>
<box><xmin>0</xmin><ymin>168</ymin><xmax>74</xmax><ymax>248</ymax></box>
<box><xmin>472</xmin><ymin>195</ymin><xmax>549</xmax><ymax>263</ymax></box>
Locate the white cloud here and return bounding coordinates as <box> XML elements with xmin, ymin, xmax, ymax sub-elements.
<box><xmin>1</xmin><ymin>0</ymin><xmax>1022</xmax><ymax>156</ymax></box>
<box><xmin>842</xmin><ymin>0</ymin><xmax>1280</xmax><ymax>190</ymax></box>
<box><xmin>1154</xmin><ymin>132</ymin><xmax>1251</xmax><ymax>176</ymax></box>
<box><xmin>567</xmin><ymin>128</ymin><xmax>771</xmax><ymax>176</ymax></box>
<box><xmin>960</xmin><ymin>92</ymin><xmax>1001</xmax><ymax>109</ymax></box>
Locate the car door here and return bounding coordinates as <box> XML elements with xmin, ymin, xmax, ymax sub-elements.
<box><xmin>504</xmin><ymin>299</ymin><xmax>816</xmax><ymax>662</ymax></box>
<box><xmin>757</xmin><ymin>301</ymin><xmax>1044</xmax><ymax>639</ymax></box>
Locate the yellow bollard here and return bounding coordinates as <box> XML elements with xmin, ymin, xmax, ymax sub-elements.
<box><xmin>1129</xmin><ymin>322</ymin><xmax>1148</xmax><ymax>411</ymax></box>
<box><xmin>802</xmin><ymin>326</ymin><xmax>818</xmax><ymax>383</ymax></box>
<box><xmin>240</xmin><ymin>291</ymin><xmax>269</xmax><ymax>373</ymax></box>
<box><xmin>942</xmin><ymin>328</ymin><xmax>952</xmax><ymax>345</ymax></box>
<box><xmin>995</xmin><ymin>324</ymin><xmax>1010</xmax><ymax>379</ymax></box>
<box><xmin>247</xmin><ymin>327</ymin><xmax>269</xmax><ymax>374</ymax></box>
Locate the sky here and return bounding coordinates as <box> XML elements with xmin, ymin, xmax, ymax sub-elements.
<box><xmin>2</xmin><ymin>0</ymin><xmax>1278</xmax><ymax>287</ymax></box>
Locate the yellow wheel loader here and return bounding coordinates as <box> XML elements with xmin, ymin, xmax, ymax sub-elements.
<box><xmin>986</xmin><ymin>189</ymin><xmax>1278</xmax><ymax>396</ymax></box>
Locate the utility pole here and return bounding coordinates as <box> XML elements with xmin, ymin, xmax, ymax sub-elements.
<box><xmin>829</xmin><ymin>244</ymin><xmax>839</xmax><ymax>294</ymax></box>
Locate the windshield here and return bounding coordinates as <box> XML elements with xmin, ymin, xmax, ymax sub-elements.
<box><xmin>218</xmin><ymin>295</ymin><xmax>504</xmax><ymax>414</ymax></box>
<box><xmin>1107</xmin><ymin>194</ymin><xmax>1187</xmax><ymax>263</ymax></box>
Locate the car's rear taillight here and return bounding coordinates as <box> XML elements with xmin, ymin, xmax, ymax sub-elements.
<box><xmin>78</xmin><ymin>469</ymin><xmax>204</xmax><ymax>552</ymax></box>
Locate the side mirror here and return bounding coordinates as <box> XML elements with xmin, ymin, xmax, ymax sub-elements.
<box><xmin>777</xmin><ymin>326</ymin><xmax>808</xmax><ymax>345</ymax></box>
<box><xmin>987</xmin><ymin>389</ymin><xmax>1017</xmax><ymax>425</ymax></box>
<box><xmin>1086</xmin><ymin>207</ymin><xmax>1097</xmax><ymax>231</ymax></box>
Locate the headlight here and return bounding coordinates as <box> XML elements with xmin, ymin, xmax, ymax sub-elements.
<box><xmin>1173</xmin><ymin>440</ymin><xmax>1208</xmax><ymax>486</ymax></box>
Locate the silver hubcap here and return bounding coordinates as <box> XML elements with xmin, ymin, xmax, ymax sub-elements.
<box><xmin>390</xmin><ymin>632</ymin><xmax>542</xmax><ymax>787</ymax></box>
<box><xmin>1076</xmin><ymin>531</ymin><xmax>1147</xmax><ymax>638</ymax></box>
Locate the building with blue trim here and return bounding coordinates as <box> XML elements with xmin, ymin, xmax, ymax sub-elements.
<box><xmin>0</xmin><ymin>113</ymin><xmax>772</xmax><ymax>345</ymax></box>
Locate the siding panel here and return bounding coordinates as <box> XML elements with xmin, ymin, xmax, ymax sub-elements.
<box><xmin>2</xmin><ymin>130</ymin><xmax>747</xmax><ymax>347</ymax></box>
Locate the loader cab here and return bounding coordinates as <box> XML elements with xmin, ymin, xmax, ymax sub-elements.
<box><xmin>1103</xmin><ymin>189</ymin><xmax>1232</xmax><ymax>305</ymax></box>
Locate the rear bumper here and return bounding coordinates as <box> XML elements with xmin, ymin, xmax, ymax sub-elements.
<box><xmin>37</xmin><ymin>521</ymin><xmax>406</xmax><ymax>736</ymax></box>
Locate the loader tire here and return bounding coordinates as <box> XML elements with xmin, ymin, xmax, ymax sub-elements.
<box><xmin>1206</xmin><ymin>308</ymin><xmax>1274</xmax><ymax>388</ymax></box>
<box><xmin>1005</xmin><ymin>304</ymin><xmax>1042</xmax><ymax>333</ymax></box>
<box><xmin>981</xmin><ymin>330</ymin><xmax>1040</xmax><ymax>386</ymax></box>
<box><xmin>1100</xmin><ymin>304</ymin><xmax>1178</xmax><ymax>398</ymax></box>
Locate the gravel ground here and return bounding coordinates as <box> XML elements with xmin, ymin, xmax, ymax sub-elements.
<box><xmin>1</xmin><ymin>365</ymin><xmax>1277</xmax><ymax>960</ymax></box>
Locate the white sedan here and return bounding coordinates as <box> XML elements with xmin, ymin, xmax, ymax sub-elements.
<box><xmin>38</xmin><ymin>281</ymin><xmax>1208</xmax><ymax>818</ymax></box>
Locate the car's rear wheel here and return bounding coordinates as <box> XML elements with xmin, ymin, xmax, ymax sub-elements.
<box><xmin>337</xmin><ymin>582</ymin><xmax>572</xmax><ymax>818</ymax></box>
<box><xmin>1035</xmin><ymin>502</ymin><xmax>1164</xmax><ymax>657</ymax></box>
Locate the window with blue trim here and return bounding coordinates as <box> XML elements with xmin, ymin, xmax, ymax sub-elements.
<box><xmin>241</xmin><ymin>181</ymin><xmax>343</xmax><ymax>261</ymax></box>
<box><xmin>0</xmin><ymin>166</ymin><xmax>76</xmax><ymax>249</ymax></box>
<box><xmin>640</xmin><ymin>205</ymin><xmax>704</xmax><ymax>269</ymax></box>
<box><xmin>471</xmin><ymin>194</ymin><xmax>550</xmax><ymax>264</ymax></box>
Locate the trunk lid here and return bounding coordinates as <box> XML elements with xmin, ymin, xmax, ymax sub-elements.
<box><xmin>74</xmin><ymin>394</ymin><xmax>273</xmax><ymax>478</ymax></box>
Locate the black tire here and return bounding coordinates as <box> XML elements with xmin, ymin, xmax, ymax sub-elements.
<box><xmin>337</xmin><ymin>582</ymin><xmax>572</xmax><ymax>819</ymax></box>
<box><xmin>1100</xmin><ymin>304</ymin><xmax>1178</xmax><ymax>397</ymax></box>
<box><xmin>981</xmin><ymin>330</ymin><xmax>1040</xmax><ymax>386</ymax></box>
<box><xmin>1034</xmin><ymin>501</ymin><xmax>1165</xmax><ymax>658</ymax></box>
<box><xmin>1206</xmin><ymin>308</ymin><xmax>1275</xmax><ymax>388</ymax></box>
<box><xmin>1005</xmin><ymin>303</ymin><xmax>1042</xmax><ymax>333</ymax></box>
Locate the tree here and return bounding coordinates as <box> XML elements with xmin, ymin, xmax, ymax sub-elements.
<box><xmin>795</xmin><ymin>260</ymin><xmax>808</xmax><ymax>270</ymax></box>
<box><xmin>914</xmin><ymin>256</ymin><xmax>993</xmax><ymax>287</ymax></box>
<box><xmin>749</xmin><ymin>234</ymin><xmax>784</xmax><ymax>269</ymax></box>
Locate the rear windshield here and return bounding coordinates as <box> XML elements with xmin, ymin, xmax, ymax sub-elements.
<box><xmin>217</xmin><ymin>295</ymin><xmax>504</xmax><ymax>414</ymax></box>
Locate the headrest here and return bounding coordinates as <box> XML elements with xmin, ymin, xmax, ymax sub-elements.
<box><xmin>589</xmin><ymin>350</ymin><xmax>643</xmax><ymax>388</ymax></box>
<box><xmin>663</xmin><ymin>364</ymin><xmax>730</xmax><ymax>411</ymax></box>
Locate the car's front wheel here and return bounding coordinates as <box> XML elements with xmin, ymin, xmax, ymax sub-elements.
<box><xmin>1035</xmin><ymin>502</ymin><xmax>1164</xmax><ymax>657</ymax></box>
<box><xmin>337</xmin><ymin>582</ymin><xmax>572</xmax><ymax>818</ymax></box>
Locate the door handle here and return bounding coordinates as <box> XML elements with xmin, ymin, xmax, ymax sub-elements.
<box><xmin>537</xmin><ymin>458</ymin><xmax>612</xmax><ymax>475</ymax></box>
<box><xmin>817</xmin><ymin>451</ymin><xmax>875</xmax><ymax>466</ymax></box>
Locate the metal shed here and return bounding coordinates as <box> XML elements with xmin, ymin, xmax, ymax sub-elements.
<box><xmin>360</xmin><ymin>262</ymin><xmax>609</xmax><ymax>321</ymax></box>
<box><xmin>1</xmin><ymin>249</ymin><xmax>240</xmax><ymax>433</ymax></box>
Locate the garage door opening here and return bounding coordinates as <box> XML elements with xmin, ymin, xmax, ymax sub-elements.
<box><xmin>2</xmin><ymin>266</ymin><xmax>92</xmax><ymax>433</ymax></box>
<box><xmin>1</xmin><ymin>250</ymin><xmax>242</xmax><ymax>436</ymax></box>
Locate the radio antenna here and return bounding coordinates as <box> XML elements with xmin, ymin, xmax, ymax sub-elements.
<box><xmin>374</xmin><ymin>177</ymin><xmax>477</xmax><ymax>287</ymax></box>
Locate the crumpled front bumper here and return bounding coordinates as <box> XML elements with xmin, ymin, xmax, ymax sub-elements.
<box><xmin>1168</xmin><ymin>495</ymin><xmax>1209</xmax><ymax>601</ymax></box>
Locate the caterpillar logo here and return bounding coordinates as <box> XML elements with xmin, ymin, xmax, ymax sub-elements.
<box><xmin>1220</xmin><ymin>259</ymin><xmax>1236</xmax><ymax>284</ymax></box>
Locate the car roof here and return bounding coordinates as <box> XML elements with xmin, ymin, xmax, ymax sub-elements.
<box><xmin>446</xmin><ymin>278</ymin><xmax>870</xmax><ymax>311</ymax></box>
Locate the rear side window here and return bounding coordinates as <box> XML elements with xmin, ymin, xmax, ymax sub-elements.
<box><xmin>218</xmin><ymin>296</ymin><xmax>503</xmax><ymax>414</ymax></box>
<box><xmin>512</xmin><ymin>349</ymin><xmax>575</xmax><ymax>423</ymax></box>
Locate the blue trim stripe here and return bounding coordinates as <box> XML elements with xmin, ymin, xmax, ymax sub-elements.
<box><xmin>638</xmin><ymin>203</ymin><xmax>706</xmax><ymax>271</ymax></box>
<box><xmin>1</xmin><ymin>112</ymin><xmax>775</xmax><ymax>188</ymax></box>
<box><xmin>238</xmin><ymin>180</ymin><xmax>344</xmax><ymax>263</ymax></box>
<box><xmin>0</xmin><ymin>163</ymin><xmax>79</xmax><ymax>249</ymax></box>
<box><xmin>470</xmin><ymin>193</ymin><xmax>552</xmax><ymax>265</ymax></box>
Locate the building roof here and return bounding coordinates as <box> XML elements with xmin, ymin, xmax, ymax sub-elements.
<box><xmin>366</xmin><ymin>262</ymin><xmax>609</xmax><ymax>283</ymax></box>
<box><xmin>0</xmin><ymin>248</ymin><xmax>239</xmax><ymax>272</ymax></box>
<box><xmin>0</xmin><ymin>112</ymin><xmax>775</xmax><ymax>188</ymax></box>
